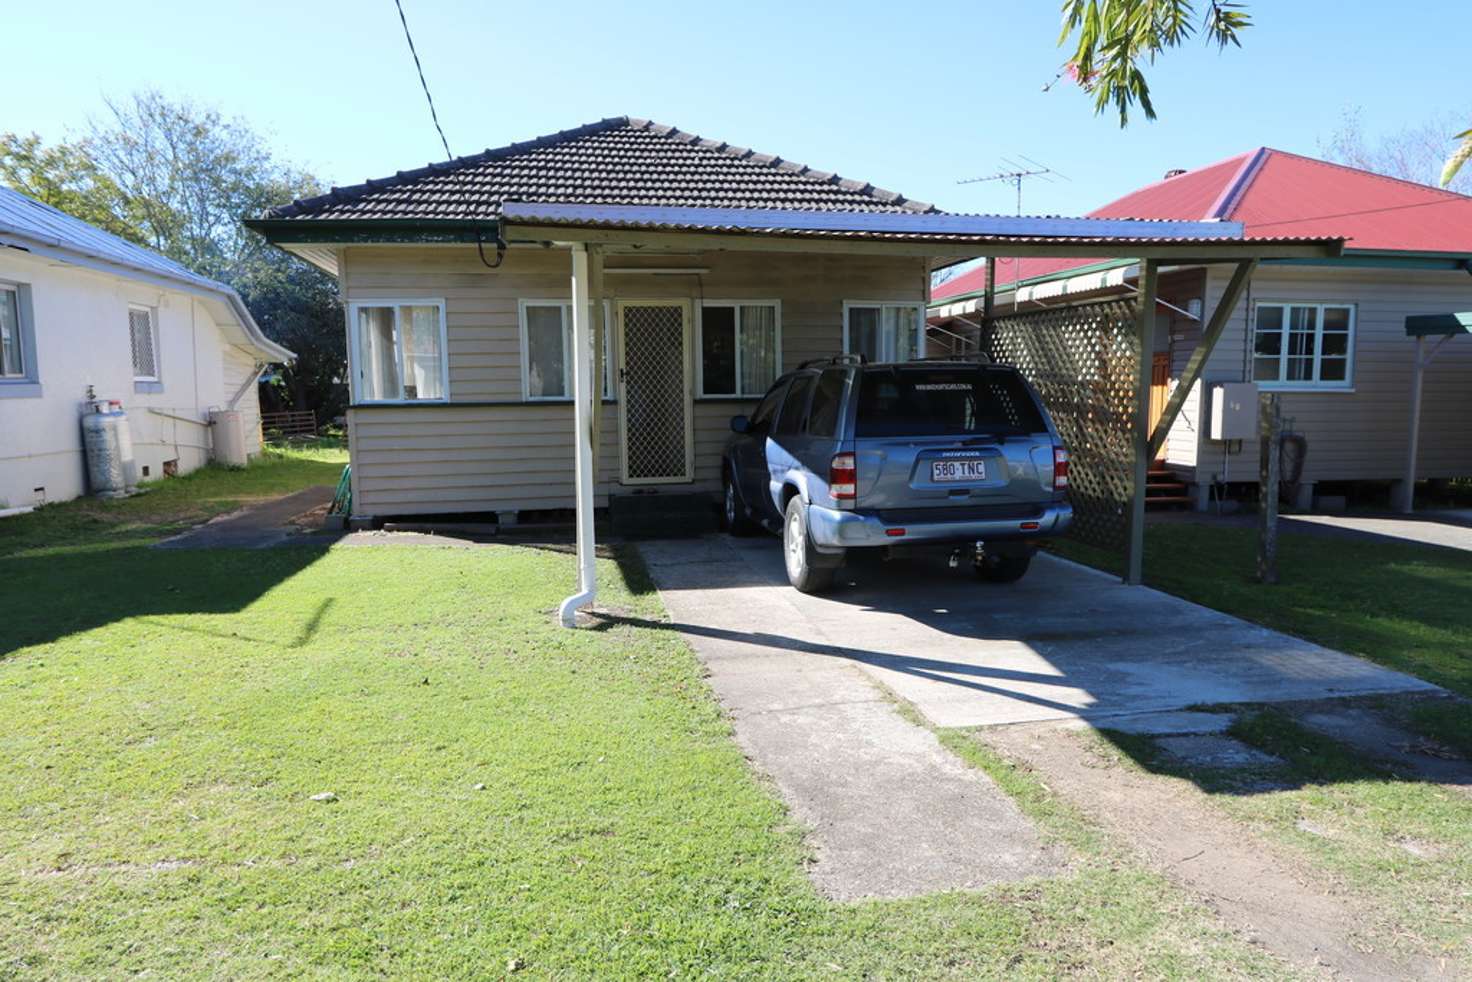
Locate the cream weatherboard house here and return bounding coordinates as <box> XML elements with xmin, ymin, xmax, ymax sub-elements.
<box><xmin>930</xmin><ymin>148</ymin><xmax>1472</xmax><ymax>511</ymax></box>
<box><xmin>247</xmin><ymin>118</ymin><xmax>948</xmax><ymax>525</ymax></box>
<box><xmin>0</xmin><ymin>187</ymin><xmax>291</xmax><ymax>511</ymax></box>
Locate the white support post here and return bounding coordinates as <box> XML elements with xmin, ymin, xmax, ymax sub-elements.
<box><xmin>559</xmin><ymin>244</ymin><xmax>598</xmax><ymax>628</ymax></box>
<box><xmin>1398</xmin><ymin>335</ymin><xmax>1427</xmax><ymax>515</ymax></box>
<box><xmin>1125</xmin><ymin>259</ymin><xmax>1158</xmax><ymax>586</ymax></box>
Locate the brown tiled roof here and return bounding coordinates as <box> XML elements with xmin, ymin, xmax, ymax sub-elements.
<box><xmin>265</xmin><ymin>117</ymin><xmax>937</xmax><ymax>221</ymax></box>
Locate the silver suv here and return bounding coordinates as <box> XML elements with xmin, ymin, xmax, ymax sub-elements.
<box><xmin>723</xmin><ymin>357</ymin><xmax>1073</xmax><ymax>592</ymax></box>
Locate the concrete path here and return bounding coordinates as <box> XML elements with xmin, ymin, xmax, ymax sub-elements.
<box><xmin>641</xmin><ymin>537</ymin><xmax>1438</xmax><ymax>731</ymax></box>
<box><xmin>638</xmin><ymin>537</ymin><xmax>1057</xmax><ymax>900</ymax></box>
<box><xmin>1288</xmin><ymin>512</ymin><xmax>1472</xmax><ymax>553</ymax></box>
<box><xmin>155</xmin><ymin>486</ymin><xmax>335</xmax><ymax>549</ymax></box>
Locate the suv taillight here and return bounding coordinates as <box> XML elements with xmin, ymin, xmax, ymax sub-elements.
<box><xmin>1053</xmin><ymin>447</ymin><xmax>1069</xmax><ymax>491</ymax></box>
<box><xmin>830</xmin><ymin>452</ymin><xmax>857</xmax><ymax>500</ymax></box>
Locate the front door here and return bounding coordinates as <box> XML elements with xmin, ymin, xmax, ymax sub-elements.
<box><xmin>1148</xmin><ymin>352</ymin><xmax>1171</xmax><ymax>455</ymax></box>
<box><xmin>617</xmin><ymin>300</ymin><xmax>693</xmax><ymax>484</ymax></box>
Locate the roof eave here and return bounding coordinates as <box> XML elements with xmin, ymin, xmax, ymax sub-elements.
<box><xmin>1</xmin><ymin>226</ymin><xmax>293</xmax><ymax>364</ymax></box>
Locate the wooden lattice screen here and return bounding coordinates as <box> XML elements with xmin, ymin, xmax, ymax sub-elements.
<box><xmin>983</xmin><ymin>299</ymin><xmax>1141</xmax><ymax>551</ymax></box>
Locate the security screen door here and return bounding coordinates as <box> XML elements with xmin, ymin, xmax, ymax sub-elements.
<box><xmin>617</xmin><ymin>300</ymin><xmax>693</xmax><ymax>484</ymax></box>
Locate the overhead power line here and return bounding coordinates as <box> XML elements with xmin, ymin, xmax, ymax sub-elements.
<box><xmin>393</xmin><ymin>0</ymin><xmax>452</xmax><ymax>160</ymax></box>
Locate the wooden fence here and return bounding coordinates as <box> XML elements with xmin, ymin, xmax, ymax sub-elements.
<box><xmin>260</xmin><ymin>410</ymin><xmax>317</xmax><ymax>439</ymax></box>
<box><xmin>983</xmin><ymin>299</ymin><xmax>1141</xmax><ymax>552</ymax></box>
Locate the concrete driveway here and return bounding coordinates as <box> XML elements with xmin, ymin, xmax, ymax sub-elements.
<box><xmin>639</xmin><ymin>536</ymin><xmax>1437</xmax><ymax>729</ymax></box>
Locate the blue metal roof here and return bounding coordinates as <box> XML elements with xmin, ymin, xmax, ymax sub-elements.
<box><xmin>0</xmin><ymin>186</ymin><xmax>291</xmax><ymax>362</ymax></box>
<box><xmin>0</xmin><ymin>186</ymin><xmax>225</xmax><ymax>290</ymax></box>
<box><xmin>500</xmin><ymin>201</ymin><xmax>1252</xmax><ymax>241</ymax></box>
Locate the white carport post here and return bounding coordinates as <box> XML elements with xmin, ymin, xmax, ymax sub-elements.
<box><xmin>559</xmin><ymin>243</ymin><xmax>599</xmax><ymax>627</ymax></box>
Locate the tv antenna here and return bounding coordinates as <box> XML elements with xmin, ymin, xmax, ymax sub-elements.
<box><xmin>957</xmin><ymin>156</ymin><xmax>1068</xmax><ymax>215</ymax></box>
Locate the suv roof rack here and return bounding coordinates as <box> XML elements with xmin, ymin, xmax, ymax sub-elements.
<box><xmin>915</xmin><ymin>352</ymin><xmax>992</xmax><ymax>363</ymax></box>
<box><xmin>796</xmin><ymin>353</ymin><xmax>866</xmax><ymax>370</ymax></box>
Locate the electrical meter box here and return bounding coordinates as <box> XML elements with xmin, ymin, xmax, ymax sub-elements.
<box><xmin>1209</xmin><ymin>382</ymin><xmax>1259</xmax><ymax>441</ymax></box>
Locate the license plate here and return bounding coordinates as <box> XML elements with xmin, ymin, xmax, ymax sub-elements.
<box><xmin>931</xmin><ymin>459</ymin><xmax>986</xmax><ymax>483</ymax></box>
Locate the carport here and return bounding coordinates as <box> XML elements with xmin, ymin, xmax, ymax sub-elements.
<box><xmin>493</xmin><ymin>202</ymin><xmax>1342</xmax><ymax>624</ymax></box>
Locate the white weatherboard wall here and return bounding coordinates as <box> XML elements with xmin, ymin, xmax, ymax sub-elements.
<box><xmin>1163</xmin><ymin>263</ymin><xmax>1472</xmax><ymax>486</ymax></box>
<box><xmin>0</xmin><ymin>248</ymin><xmax>264</xmax><ymax>509</ymax></box>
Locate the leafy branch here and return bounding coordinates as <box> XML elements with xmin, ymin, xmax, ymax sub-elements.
<box><xmin>1057</xmin><ymin>0</ymin><xmax>1251</xmax><ymax>125</ymax></box>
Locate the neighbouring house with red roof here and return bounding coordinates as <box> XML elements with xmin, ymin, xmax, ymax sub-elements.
<box><xmin>930</xmin><ymin>148</ymin><xmax>1472</xmax><ymax>510</ymax></box>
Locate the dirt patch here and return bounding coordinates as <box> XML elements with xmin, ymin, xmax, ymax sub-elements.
<box><xmin>981</xmin><ymin>722</ymin><xmax>1458</xmax><ymax>981</ymax></box>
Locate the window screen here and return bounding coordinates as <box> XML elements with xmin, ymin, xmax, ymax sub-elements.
<box><xmin>129</xmin><ymin>306</ymin><xmax>157</xmax><ymax>380</ymax></box>
<box><xmin>855</xmin><ymin>367</ymin><xmax>1045</xmax><ymax>438</ymax></box>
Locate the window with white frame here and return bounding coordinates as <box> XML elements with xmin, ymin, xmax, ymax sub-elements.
<box><xmin>0</xmin><ymin>285</ymin><xmax>23</xmax><ymax>378</ymax></box>
<box><xmin>844</xmin><ymin>302</ymin><xmax>925</xmax><ymax>362</ymax></box>
<box><xmin>698</xmin><ymin>302</ymin><xmax>780</xmax><ymax>397</ymax></box>
<box><xmin>128</xmin><ymin>304</ymin><xmax>158</xmax><ymax>381</ymax></box>
<box><xmin>351</xmin><ymin>301</ymin><xmax>447</xmax><ymax>402</ymax></box>
<box><xmin>1252</xmin><ymin>302</ymin><xmax>1355</xmax><ymax>388</ymax></box>
<box><xmin>519</xmin><ymin>300</ymin><xmax>614</xmax><ymax>400</ymax></box>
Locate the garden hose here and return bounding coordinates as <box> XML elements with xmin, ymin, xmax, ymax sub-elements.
<box><xmin>328</xmin><ymin>464</ymin><xmax>352</xmax><ymax>516</ymax></box>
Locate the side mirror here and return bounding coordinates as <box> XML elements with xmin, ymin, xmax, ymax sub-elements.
<box><xmin>729</xmin><ymin>415</ymin><xmax>751</xmax><ymax>434</ymax></box>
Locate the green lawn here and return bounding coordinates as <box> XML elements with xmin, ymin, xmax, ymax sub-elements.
<box><xmin>1051</xmin><ymin>522</ymin><xmax>1472</xmax><ymax>698</ymax></box>
<box><xmin>0</xmin><ymin>458</ymin><xmax>1288</xmax><ymax>978</ymax></box>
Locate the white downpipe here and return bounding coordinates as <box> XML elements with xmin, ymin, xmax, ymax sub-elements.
<box><xmin>559</xmin><ymin>244</ymin><xmax>598</xmax><ymax>627</ymax></box>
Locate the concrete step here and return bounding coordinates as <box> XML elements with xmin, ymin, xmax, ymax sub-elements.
<box><xmin>610</xmin><ymin>491</ymin><xmax>719</xmax><ymax>539</ymax></box>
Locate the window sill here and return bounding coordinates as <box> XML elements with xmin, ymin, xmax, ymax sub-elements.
<box><xmin>349</xmin><ymin>399</ymin><xmax>617</xmax><ymax>409</ymax></box>
<box><xmin>0</xmin><ymin>381</ymin><xmax>42</xmax><ymax>399</ymax></box>
<box><xmin>1256</xmin><ymin>384</ymin><xmax>1355</xmax><ymax>394</ymax></box>
<box><xmin>695</xmin><ymin>395</ymin><xmax>763</xmax><ymax>402</ymax></box>
<box><xmin>524</xmin><ymin>397</ymin><xmax>618</xmax><ymax>404</ymax></box>
<box><xmin>133</xmin><ymin>380</ymin><xmax>164</xmax><ymax>394</ymax></box>
<box><xmin>354</xmin><ymin>398</ymin><xmax>452</xmax><ymax>406</ymax></box>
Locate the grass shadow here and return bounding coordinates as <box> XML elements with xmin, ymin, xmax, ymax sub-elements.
<box><xmin>0</xmin><ymin>544</ymin><xmax>331</xmax><ymax>660</ymax></box>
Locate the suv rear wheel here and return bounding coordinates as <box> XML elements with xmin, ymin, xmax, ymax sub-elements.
<box><xmin>783</xmin><ymin>496</ymin><xmax>837</xmax><ymax>594</ymax></box>
<box><xmin>974</xmin><ymin>551</ymin><xmax>1032</xmax><ymax>583</ymax></box>
<box><xmin>723</xmin><ymin>471</ymin><xmax>757</xmax><ymax>536</ymax></box>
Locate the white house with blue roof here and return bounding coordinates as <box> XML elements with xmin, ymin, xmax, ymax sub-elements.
<box><xmin>0</xmin><ymin>186</ymin><xmax>293</xmax><ymax>511</ymax></box>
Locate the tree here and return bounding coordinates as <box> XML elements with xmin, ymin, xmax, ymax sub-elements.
<box><xmin>1054</xmin><ymin>1</ymin><xmax>1470</xmax><ymax>186</ymax></box>
<box><xmin>0</xmin><ymin>93</ymin><xmax>346</xmax><ymax>418</ymax></box>
<box><xmin>0</xmin><ymin>133</ymin><xmax>136</xmax><ymax>240</ymax></box>
<box><xmin>1322</xmin><ymin>109</ymin><xmax>1472</xmax><ymax>194</ymax></box>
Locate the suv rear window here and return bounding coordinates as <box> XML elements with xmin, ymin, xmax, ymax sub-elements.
<box><xmin>855</xmin><ymin>366</ymin><xmax>1046</xmax><ymax>438</ymax></box>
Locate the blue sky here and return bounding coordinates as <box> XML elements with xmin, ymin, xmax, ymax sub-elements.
<box><xmin>9</xmin><ymin>0</ymin><xmax>1469</xmax><ymax>216</ymax></box>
